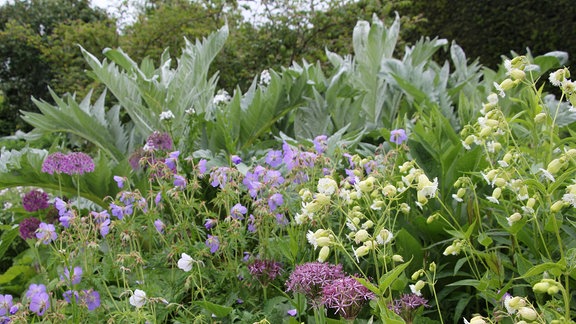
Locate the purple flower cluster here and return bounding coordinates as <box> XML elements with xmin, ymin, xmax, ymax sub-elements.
<box><xmin>230</xmin><ymin>203</ymin><xmax>247</xmax><ymax>220</ymax></box>
<box><xmin>26</xmin><ymin>284</ymin><xmax>49</xmax><ymax>316</ymax></box>
<box><xmin>146</xmin><ymin>131</ymin><xmax>173</xmax><ymax>151</ymax></box>
<box><xmin>388</xmin><ymin>293</ymin><xmax>430</xmax><ymax>321</ymax></box>
<box><xmin>205</xmin><ymin>235</ymin><xmax>220</xmax><ymax>254</ymax></box>
<box><xmin>248</xmin><ymin>259</ymin><xmax>283</xmax><ymax>286</ymax></box>
<box><xmin>282</xmin><ymin>142</ymin><xmax>318</xmax><ymax>172</ymax></box>
<box><xmin>22</xmin><ymin>190</ymin><xmax>49</xmax><ymax>212</ymax></box>
<box><xmin>209</xmin><ymin>167</ymin><xmax>234</xmax><ymax>189</ymax></box>
<box><xmin>321</xmin><ymin>276</ymin><xmax>376</xmax><ymax>320</ymax></box>
<box><xmin>0</xmin><ymin>294</ymin><xmax>18</xmax><ymax>317</ymax></box>
<box><xmin>41</xmin><ymin>152</ymin><xmax>95</xmax><ymax>175</ymax></box>
<box><xmin>109</xmin><ymin>191</ymin><xmax>146</xmax><ymax>220</ymax></box>
<box><xmin>313</xmin><ymin>135</ymin><xmax>328</xmax><ymax>154</ymax></box>
<box><xmin>61</xmin><ymin>266</ymin><xmax>83</xmax><ymax>285</ymax></box>
<box><xmin>19</xmin><ymin>217</ymin><xmax>41</xmax><ymax>240</ymax></box>
<box><xmin>242</xmin><ymin>165</ymin><xmax>284</xmax><ymax>198</ymax></box>
<box><xmin>54</xmin><ymin>197</ymin><xmax>74</xmax><ymax>228</ymax></box>
<box><xmin>286</xmin><ymin>262</ymin><xmax>345</xmax><ymax>306</ymax></box>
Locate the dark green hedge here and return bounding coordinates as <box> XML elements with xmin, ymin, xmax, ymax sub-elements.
<box><xmin>410</xmin><ymin>0</ymin><xmax>576</xmax><ymax>67</ymax></box>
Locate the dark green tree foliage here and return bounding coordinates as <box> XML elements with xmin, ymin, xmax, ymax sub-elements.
<box><xmin>411</xmin><ymin>0</ymin><xmax>576</xmax><ymax>68</ymax></box>
<box><xmin>0</xmin><ymin>0</ymin><xmax>112</xmax><ymax>135</ymax></box>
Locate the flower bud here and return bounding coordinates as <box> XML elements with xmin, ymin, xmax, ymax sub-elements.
<box><xmin>414</xmin><ymin>280</ymin><xmax>426</xmax><ymax>291</ymax></box>
<box><xmin>318</xmin><ymin>246</ymin><xmax>330</xmax><ymax>263</ymax></box>
<box><xmin>469</xmin><ymin>316</ymin><xmax>487</xmax><ymax>324</ymax></box>
<box><xmin>534</xmin><ymin>112</ymin><xmax>547</xmax><ymax>123</ymax></box>
<box><xmin>506</xmin><ymin>212</ymin><xmax>522</xmax><ymax>226</ymax></box>
<box><xmin>354</xmin><ymin>229</ymin><xmax>370</xmax><ymax>244</ymax></box>
<box><xmin>518</xmin><ymin>307</ymin><xmax>538</xmax><ymax>321</ymax></box>
<box><xmin>510</xmin><ymin>68</ymin><xmax>526</xmax><ymax>81</ymax></box>
<box><xmin>500</xmin><ymin>78</ymin><xmax>515</xmax><ymax>91</ymax></box>
<box><xmin>392</xmin><ymin>254</ymin><xmax>404</xmax><ymax>262</ymax></box>
<box><xmin>551</xmin><ymin>200</ymin><xmax>565</xmax><ymax>213</ymax></box>
<box><xmin>411</xmin><ymin>270</ymin><xmax>424</xmax><ymax>281</ymax></box>
<box><xmin>532</xmin><ymin>281</ymin><xmax>550</xmax><ymax>293</ymax></box>
<box><xmin>546</xmin><ymin>158</ymin><xmax>564</xmax><ymax>175</ymax></box>
<box><xmin>547</xmin><ymin>285</ymin><xmax>560</xmax><ymax>295</ymax></box>
<box><xmin>429</xmin><ymin>262</ymin><xmax>436</xmax><ymax>272</ymax></box>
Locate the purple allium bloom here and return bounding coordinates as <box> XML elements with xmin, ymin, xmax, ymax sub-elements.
<box><xmin>247</xmin><ymin>214</ymin><xmax>257</xmax><ymax>233</ymax></box>
<box><xmin>205</xmin><ymin>235</ymin><xmax>220</xmax><ymax>254</ymax></box>
<box><xmin>265</xmin><ymin>150</ymin><xmax>283</xmax><ymax>168</ymax></box>
<box><xmin>19</xmin><ymin>217</ymin><xmax>41</xmax><ymax>240</ymax></box>
<box><xmin>66</xmin><ymin>152</ymin><xmax>95</xmax><ymax>175</ymax></box>
<box><xmin>287</xmin><ymin>309</ymin><xmax>298</xmax><ymax>317</ymax></box>
<box><xmin>154</xmin><ymin>219</ymin><xmax>165</xmax><ymax>234</ymax></box>
<box><xmin>113</xmin><ymin>175</ymin><xmax>125</xmax><ymax>188</ymax></box>
<box><xmin>173</xmin><ymin>175</ymin><xmax>186</xmax><ymax>188</ymax></box>
<box><xmin>248</xmin><ymin>259</ymin><xmax>283</xmax><ymax>286</ymax></box>
<box><xmin>22</xmin><ymin>190</ymin><xmax>49</xmax><ymax>212</ymax></box>
<box><xmin>286</xmin><ymin>262</ymin><xmax>345</xmax><ymax>306</ymax></box>
<box><xmin>41</xmin><ymin>152</ymin><xmax>67</xmax><ymax>175</ymax></box>
<box><xmin>26</xmin><ymin>284</ymin><xmax>47</xmax><ymax>299</ymax></box>
<box><xmin>81</xmin><ymin>289</ymin><xmax>100</xmax><ymax>311</ymax></box>
<box><xmin>231</xmin><ymin>203</ymin><xmax>247</xmax><ymax>220</ymax></box>
<box><xmin>0</xmin><ymin>294</ymin><xmax>13</xmax><ymax>316</ymax></box>
<box><xmin>29</xmin><ymin>292</ymin><xmax>50</xmax><ymax>316</ymax></box>
<box><xmin>62</xmin><ymin>266</ymin><xmax>83</xmax><ymax>285</ymax></box>
<box><xmin>198</xmin><ymin>159</ymin><xmax>208</xmax><ymax>175</ymax></box>
<box><xmin>36</xmin><ymin>222</ymin><xmax>57</xmax><ymax>244</ymax></box>
<box><xmin>204</xmin><ymin>218</ymin><xmax>217</xmax><ymax>230</ymax></box>
<box><xmin>313</xmin><ymin>135</ymin><xmax>328</xmax><ymax>154</ymax></box>
<box><xmin>146</xmin><ymin>131</ymin><xmax>173</xmax><ymax>151</ymax></box>
<box><xmin>321</xmin><ymin>276</ymin><xmax>376</xmax><ymax>320</ymax></box>
<box><xmin>390</xmin><ymin>129</ymin><xmax>408</xmax><ymax>145</ymax></box>
<box><xmin>268</xmin><ymin>193</ymin><xmax>283</xmax><ymax>211</ymax></box>
<box><xmin>388</xmin><ymin>293</ymin><xmax>429</xmax><ymax>319</ymax></box>
<box><xmin>231</xmin><ymin>155</ymin><xmax>242</xmax><ymax>165</ymax></box>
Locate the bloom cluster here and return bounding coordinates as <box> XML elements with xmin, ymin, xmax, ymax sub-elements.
<box><xmin>22</xmin><ymin>189</ymin><xmax>49</xmax><ymax>212</ymax></box>
<box><xmin>41</xmin><ymin>152</ymin><xmax>95</xmax><ymax>175</ymax></box>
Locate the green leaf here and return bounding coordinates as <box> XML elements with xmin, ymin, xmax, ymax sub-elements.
<box><xmin>0</xmin><ymin>225</ymin><xmax>19</xmax><ymax>261</ymax></box>
<box><xmin>477</xmin><ymin>232</ymin><xmax>493</xmax><ymax>248</ymax></box>
<box><xmin>378</xmin><ymin>259</ymin><xmax>412</xmax><ymax>293</ymax></box>
<box><xmin>518</xmin><ymin>261</ymin><xmax>565</xmax><ymax>279</ymax></box>
<box><xmin>194</xmin><ymin>300</ymin><xmax>233</xmax><ymax>318</ymax></box>
<box><xmin>0</xmin><ymin>265</ymin><xmax>35</xmax><ymax>284</ymax></box>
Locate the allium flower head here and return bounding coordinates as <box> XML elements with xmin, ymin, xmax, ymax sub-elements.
<box><xmin>41</xmin><ymin>152</ymin><xmax>68</xmax><ymax>175</ymax></box>
<box><xmin>248</xmin><ymin>259</ymin><xmax>283</xmax><ymax>287</ymax></box>
<box><xmin>390</xmin><ymin>129</ymin><xmax>408</xmax><ymax>145</ymax></box>
<box><xmin>146</xmin><ymin>131</ymin><xmax>173</xmax><ymax>151</ymax></box>
<box><xmin>321</xmin><ymin>276</ymin><xmax>376</xmax><ymax>320</ymax></box>
<box><xmin>22</xmin><ymin>190</ymin><xmax>49</xmax><ymax>212</ymax></box>
<box><xmin>19</xmin><ymin>217</ymin><xmax>41</xmax><ymax>240</ymax></box>
<box><xmin>36</xmin><ymin>222</ymin><xmax>57</xmax><ymax>244</ymax></box>
<box><xmin>66</xmin><ymin>152</ymin><xmax>95</xmax><ymax>175</ymax></box>
<box><xmin>388</xmin><ymin>293</ymin><xmax>430</xmax><ymax>321</ymax></box>
<box><xmin>286</xmin><ymin>262</ymin><xmax>345</xmax><ymax>305</ymax></box>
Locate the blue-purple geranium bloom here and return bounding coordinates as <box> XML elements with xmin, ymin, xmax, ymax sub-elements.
<box><xmin>268</xmin><ymin>193</ymin><xmax>284</xmax><ymax>211</ymax></box>
<box><xmin>390</xmin><ymin>129</ymin><xmax>408</xmax><ymax>145</ymax></box>
<box><xmin>206</xmin><ymin>235</ymin><xmax>220</xmax><ymax>254</ymax></box>
<box><xmin>313</xmin><ymin>135</ymin><xmax>328</xmax><ymax>154</ymax></box>
<box><xmin>173</xmin><ymin>175</ymin><xmax>186</xmax><ymax>189</ymax></box>
<box><xmin>62</xmin><ymin>266</ymin><xmax>83</xmax><ymax>285</ymax></box>
<box><xmin>265</xmin><ymin>150</ymin><xmax>283</xmax><ymax>168</ymax></box>
<box><xmin>231</xmin><ymin>203</ymin><xmax>248</xmax><ymax>220</ymax></box>
<box><xmin>36</xmin><ymin>222</ymin><xmax>57</xmax><ymax>244</ymax></box>
<box><xmin>231</xmin><ymin>155</ymin><xmax>242</xmax><ymax>165</ymax></box>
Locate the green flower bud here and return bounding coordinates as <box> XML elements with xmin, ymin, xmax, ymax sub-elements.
<box><xmin>534</xmin><ymin>112</ymin><xmax>547</xmax><ymax>123</ymax></box>
<box><xmin>532</xmin><ymin>281</ymin><xmax>550</xmax><ymax>293</ymax></box>
<box><xmin>518</xmin><ymin>307</ymin><xmax>538</xmax><ymax>321</ymax></box>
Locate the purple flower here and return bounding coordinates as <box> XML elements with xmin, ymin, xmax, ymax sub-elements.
<box><xmin>210</xmin><ymin>167</ymin><xmax>231</xmax><ymax>188</ymax></box>
<box><xmin>59</xmin><ymin>210</ymin><xmax>75</xmax><ymax>228</ymax></box>
<box><xmin>146</xmin><ymin>131</ymin><xmax>173</xmax><ymax>151</ymax></box>
<box><xmin>287</xmin><ymin>309</ymin><xmax>298</xmax><ymax>317</ymax></box>
<box><xmin>231</xmin><ymin>155</ymin><xmax>242</xmax><ymax>165</ymax></box>
<box><xmin>388</xmin><ymin>293</ymin><xmax>429</xmax><ymax>321</ymax></box>
<box><xmin>265</xmin><ymin>150</ymin><xmax>283</xmax><ymax>168</ymax></box>
<box><xmin>90</xmin><ymin>210</ymin><xmax>110</xmax><ymax>237</ymax></box>
<box><xmin>173</xmin><ymin>175</ymin><xmax>187</xmax><ymax>188</ymax></box>
<box><xmin>204</xmin><ymin>219</ymin><xmax>217</xmax><ymax>230</ymax></box>
<box><xmin>286</xmin><ymin>262</ymin><xmax>345</xmax><ymax>306</ymax></box>
<box><xmin>63</xmin><ymin>290</ymin><xmax>79</xmax><ymax>303</ymax></box>
<box><xmin>154</xmin><ymin>219</ymin><xmax>165</xmax><ymax>234</ymax></box>
<box><xmin>165</xmin><ymin>151</ymin><xmax>180</xmax><ymax>172</ymax></box>
<box><xmin>243</xmin><ymin>252</ymin><xmax>251</xmax><ymax>262</ymax></box>
<box><xmin>276</xmin><ymin>213</ymin><xmax>288</xmax><ymax>226</ymax></box>
<box><xmin>248</xmin><ymin>259</ymin><xmax>283</xmax><ymax>286</ymax></box>
<box><xmin>263</xmin><ymin>170</ymin><xmax>284</xmax><ymax>186</ymax></box>
<box><xmin>26</xmin><ymin>284</ymin><xmax>46</xmax><ymax>299</ymax></box>
<box><xmin>205</xmin><ymin>235</ymin><xmax>220</xmax><ymax>254</ymax></box>
<box><xmin>62</xmin><ymin>266</ymin><xmax>83</xmax><ymax>285</ymax></box>
<box><xmin>113</xmin><ymin>176</ymin><xmax>125</xmax><ymax>188</ymax></box>
<box><xmin>0</xmin><ymin>295</ymin><xmax>13</xmax><ymax>316</ymax></box>
<box><xmin>110</xmin><ymin>203</ymin><xmax>133</xmax><ymax>220</ymax></box>
<box><xmin>29</xmin><ymin>292</ymin><xmax>50</xmax><ymax>316</ymax></box>
<box><xmin>81</xmin><ymin>289</ymin><xmax>100</xmax><ymax>311</ymax></box>
<box><xmin>313</xmin><ymin>135</ymin><xmax>328</xmax><ymax>154</ymax></box>
<box><xmin>22</xmin><ymin>190</ymin><xmax>49</xmax><ymax>212</ymax></box>
<box><xmin>198</xmin><ymin>159</ymin><xmax>208</xmax><ymax>175</ymax></box>
<box><xmin>268</xmin><ymin>193</ymin><xmax>284</xmax><ymax>211</ymax></box>
<box><xmin>321</xmin><ymin>276</ymin><xmax>376</xmax><ymax>320</ymax></box>
<box><xmin>36</xmin><ymin>222</ymin><xmax>57</xmax><ymax>244</ymax></box>
<box><xmin>231</xmin><ymin>203</ymin><xmax>247</xmax><ymax>220</ymax></box>
<box><xmin>41</xmin><ymin>152</ymin><xmax>67</xmax><ymax>175</ymax></box>
<box><xmin>282</xmin><ymin>142</ymin><xmax>298</xmax><ymax>170</ymax></box>
<box><xmin>66</xmin><ymin>152</ymin><xmax>95</xmax><ymax>175</ymax></box>
<box><xmin>19</xmin><ymin>217</ymin><xmax>41</xmax><ymax>240</ymax></box>
<box><xmin>247</xmin><ymin>214</ymin><xmax>257</xmax><ymax>233</ymax></box>
<box><xmin>98</xmin><ymin>219</ymin><xmax>110</xmax><ymax>237</ymax></box>
<box><xmin>390</xmin><ymin>129</ymin><xmax>408</xmax><ymax>145</ymax></box>
<box><xmin>155</xmin><ymin>192</ymin><xmax>162</xmax><ymax>205</ymax></box>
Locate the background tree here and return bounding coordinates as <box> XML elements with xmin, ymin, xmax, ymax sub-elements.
<box><xmin>0</xmin><ymin>0</ymin><xmax>114</xmax><ymax>136</ymax></box>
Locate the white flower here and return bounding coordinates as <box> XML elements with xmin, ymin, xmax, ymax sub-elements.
<box><xmin>259</xmin><ymin>69</ymin><xmax>271</xmax><ymax>86</ymax></box>
<box><xmin>185</xmin><ymin>107</ymin><xmax>196</xmax><ymax>115</ymax></box>
<box><xmin>177</xmin><ymin>253</ymin><xmax>195</xmax><ymax>272</ymax></box>
<box><xmin>562</xmin><ymin>193</ymin><xmax>576</xmax><ymax>207</ymax></box>
<box><xmin>494</xmin><ymin>82</ymin><xmax>505</xmax><ymax>97</ymax></box>
<box><xmin>538</xmin><ymin>168</ymin><xmax>555</xmax><ymax>182</ymax></box>
<box><xmin>159</xmin><ymin>110</ymin><xmax>175</xmax><ymax>121</ymax></box>
<box><xmin>129</xmin><ymin>289</ymin><xmax>147</xmax><ymax>308</ymax></box>
<box><xmin>376</xmin><ymin>229</ymin><xmax>393</xmax><ymax>245</ymax></box>
<box><xmin>213</xmin><ymin>89</ymin><xmax>231</xmax><ymax>105</ymax></box>
<box><xmin>317</xmin><ymin>178</ymin><xmax>338</xmax><ymax>196</ymax></box>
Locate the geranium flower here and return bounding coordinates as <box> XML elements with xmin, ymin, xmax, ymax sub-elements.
<box><xmin>177</xmin><ymin>253</ymin><xmax>196</xmax><ymax>272</ymax></box>
<box><xmin>36</xmin><ymin>222</ymin><xmax>57</xmax><ymax>244</ymax></box>
<box><xmin>129</xmin><ymin>289</ymin><xmax>147</xmax><ymax>308</ymax></box>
